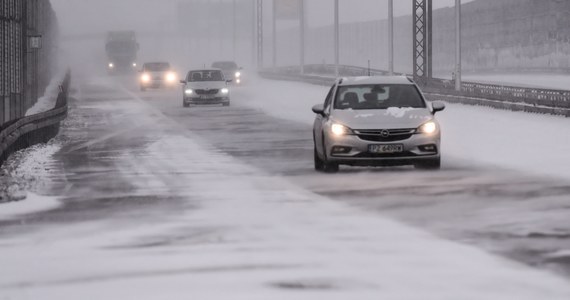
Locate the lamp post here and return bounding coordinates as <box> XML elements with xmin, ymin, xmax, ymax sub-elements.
<box><xmin>233</xmin><ymin>0</ymin><xmax>237</xmax><ymax>60</ymax></box>
<box><xmin>334</xmin><ymin>0</ymin><xmax>339</xmax><ymax>77</ymax></box>
<box><xmin>272</xmin><ymin>0</ymin><xmax>277</xmax><ymax>68</ymax></box>
<box><xmin>455</xmin><ymin>0</ymin><xmax>462</xmax><ymax>91</ymax></box>
<box><xmin>388</xmin><ymin>0</ymin><xmax>393</xmax><ymax>75</ymax></box>
<box><xmin>300</xmin><ymin>0</ymin><xmax>305</xmax><ymax>74</ymax></box>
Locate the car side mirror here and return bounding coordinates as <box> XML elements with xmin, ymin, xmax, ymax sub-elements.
<box><xmin>226</xmin><ymin>79</ymin><xmax>233</xmax><ymax>83</ymax></box>
<box><xmin>312</xmin><ymin>104</ymin><xmax>326</xmax><ymax>116</ymax></box>
<box><xmin>179</xmin><ymin>80</ymin><xmax>187</xmax><ymax>84</ymax></box>
<box><xmin>431</xmin><ymin>101</ymin><xmax>446</xmax><ymax>114</ymax></box>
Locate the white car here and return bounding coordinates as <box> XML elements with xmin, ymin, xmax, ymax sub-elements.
<box><xmin>312</xmin><ymin>76</ymin><xmax>445</xmax><ymax>172</ymax></box>
<box><xmin>181</xmin><ymin>69</ymin><xmax>231</xmax><ymax>107</ymax></box>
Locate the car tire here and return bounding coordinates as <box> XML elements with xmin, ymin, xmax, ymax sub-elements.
<box><xmin>314</xmin><ymin>146</ymin><xmax>324</xmax><ymax>171</ymax></box>
<box><xmin>414</xmin><ymin>158</ymin><xmax>441</xmax><ymax>170</ymax></box>
<box><xmin>223</xmin><ymin>102</ymin><xmax>230</xmax><ymax>107</ymax></box>
<box><xmin>321</xmin><ymin>136</ymin><xmax>339</xmax><ymax>173</ymax></box>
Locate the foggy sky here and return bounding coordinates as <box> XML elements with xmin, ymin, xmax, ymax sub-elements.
<box><xmin>51</xmin><ymin>0</ymin><xmax>473</xmax><ymax>36</ymax></box>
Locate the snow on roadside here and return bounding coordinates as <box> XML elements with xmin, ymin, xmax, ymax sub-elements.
<box><xmin>0</xmin><ymin>193</ymin><xmax>60</xmax><ymax>221</ymax></box>
<box><xmin>8</xmin><ymin>143</ymin><xmax>61</xmax><ymax>182</ymax></box>
<box><xmin>237</xmin><ymin>76</ymin><xmax>570</xmax><ymax>181</ymax></box>
<box><xmin>0</xmin><ymin>143</ymin><xmax>62</xmax><ymax>213</ymax></box>
<box><xmin>461</xmin><ymin>74</ymin><xmax>570</xmax><ymax>90</ymax></box>
<box><xmin>25</xmin><ymin>72</ymin><xmax>66</xmax><ymax>116</ymax></box>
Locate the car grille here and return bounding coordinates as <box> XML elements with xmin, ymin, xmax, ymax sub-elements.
<box><xmin>354</xmin><ymin>128</ymin><xmax>415</xmax><ymax>142</ymax></box>
<box><xmin>195</xmin><ymin>89</ymin><xmax>219</xmax><ymax>95</ymax></box>
<box><xmin>355</xmin><ymin>151</ymin><xmax>417</xmax><ymax>158</ymax></box>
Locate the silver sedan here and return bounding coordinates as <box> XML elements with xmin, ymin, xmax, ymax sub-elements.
<box><xmin>312</xmin><ymin>76</ymin><xmax>445</xmax><ymax>173</ymax></box>
<box><xmin>181</xmin><ymin>69</ymin><xmax>231</xmax><ymax>107</ymax></box>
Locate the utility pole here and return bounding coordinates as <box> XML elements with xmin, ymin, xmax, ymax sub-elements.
<box><xmin>272</xmin><ymin>0</ymin><xmax>277</xmax><ymax>68</ymax></box>
<box><xmin>256</xmin><ymin>0</ymin><xmax>263</xmax><ymax>68</ymax></box>
<box><xmin>334</xmin><ymin>0</ymin><xmax>339</xmax><ymax>77</ymax></box>
<box><xmin>388</xmin><ymin>0</ymin><xmax>394</xmax><ymax>75</ymax></box>
<box><xmin>427</xmin><ymin>0</ymin><xmax>433</xmax><ymax>79</ymax></box>
<box><xmin>233</xmin><ymin>0</ymin><xmax>237</xmax><ymax>60</ymax></box>
<box><xmin>300</xmin><ymin>0</ymin><xmax>305</xmax><ymax>74</ymax></box>
<box><xmin>455</xmin><ymin>0</ymin><xmax>462</xmax><ymax>91</ymax></box>
<box><xmin>219</xmin><ymin>0</ymin><xmax>224</xmax><ymax>58</ymax></box>
<box><xmin>251</xmin><ymin>0</ymin><xmax>256</xmax><ymax>66</ymax></box>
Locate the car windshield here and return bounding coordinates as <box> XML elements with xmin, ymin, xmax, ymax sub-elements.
<box><xmin>187</xmin><ymin>70</ymin><xmax>224</xmax><ymax>82</ymax></box>
<box><xmin>211</xmin><ymin>61</ymin><xmax>238</xmax><ymax>70</ymax></box>
<box><xmin>144</xmin><ymin>63</ymin><xmax>170</xmax><ymax>72</ymax></box>
<box><xmin>334</xmin><ymin>84</ymin><xmax>426</xmax><ymax>110</ymax></box>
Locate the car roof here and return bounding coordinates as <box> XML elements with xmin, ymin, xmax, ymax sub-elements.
<box><xmin>188</xmin><ymin>69</ymin><xmax>222</xmax><ymax>72</ymax></box>
<box><xmin>338</xmin><ymin>76</ymin><xmax>414</xmax><ymax>86</ymax></box>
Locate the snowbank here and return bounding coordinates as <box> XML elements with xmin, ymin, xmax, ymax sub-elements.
<box><xmin>0</xmin><ymin>143</ymin><xmax>61</xmax><ymax>215</ymax></box>
<box><xmin>0</xmin><ymin>193</ymin><xmax>60</xmax><ymax>220</ymax></box>
<box><xmin>25</xmin><ymin>72</ymin><xmax>66</xmax><ymax>116</ymax></box>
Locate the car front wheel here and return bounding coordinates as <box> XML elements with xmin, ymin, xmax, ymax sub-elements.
<box><xmin>314</xmin><ymin>146</ymin><xmax>324</xmax><ymax>171</ymax></box>
<box><xmin>320</xmin><ymin>136</ymin><xmax>339</xmax><ymax>173</ymax></box>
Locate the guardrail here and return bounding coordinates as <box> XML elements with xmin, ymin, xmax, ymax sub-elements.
<box><xmin>0</xmin><ymin>71</ymin><xmax>71</xmax><ymax>166</ymax></box>
<box><xmin>259</xmin><ymin>65</ymin><xmax>570</xmax><ymax>117</ymax></box>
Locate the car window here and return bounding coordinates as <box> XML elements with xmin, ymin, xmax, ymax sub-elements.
<box><xmin>334</xmin><ymin>84</ymin><xmax>426</xmax><ymax>110</ymax></box>
<box><xmin>211</xmin><ymin>61</ymin><xmax>238</xmax><ymax>70</ymax></box>
<box><xmin>144</xmin><ymin>63</ymin><xmax>170</xmax><ymax>72</ymax></box>
<box><xmin>187</xmin><ymin>70</ymin><xmax>225</xmax><ymax>82</ymax></box>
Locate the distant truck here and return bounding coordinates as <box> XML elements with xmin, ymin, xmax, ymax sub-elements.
<box><xmin>105</xmin><ymin>31</ymin><xmax>139</xmax><ymax>73</ymax></box>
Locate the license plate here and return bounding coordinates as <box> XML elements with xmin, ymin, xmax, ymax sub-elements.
<box><xmin>200</xmin><ymin>95</ymin><xmax>215</xmax><ymax>99</ymax></box>
<box><xmin>369</xmin><ymin>144</ymin><xmax>404</xmax><ymax>154</ymax></box>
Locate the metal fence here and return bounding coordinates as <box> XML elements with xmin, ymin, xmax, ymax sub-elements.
<box><xmin>0</xmin><ymin>70</ymin><xmax>69</xmax><ymax>166</ymax></box>
<box><xmin>0</xmin><ymin>0</ymin><xmax>58</xmax><ymax>127</ymax></box>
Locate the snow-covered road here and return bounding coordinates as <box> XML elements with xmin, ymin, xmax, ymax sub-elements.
<box><xmin>1</xmin><ymin>74</ymin><xmax>570</xmax><ymax>299</ymax></box>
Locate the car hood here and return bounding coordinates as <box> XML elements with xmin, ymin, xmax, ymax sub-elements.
<box><xmin>185</xmin><ymin>82</ymin><xmax>227</xmax><ymax>89</ymax></box>
<box><xmin>330</xmin><ymin>108</ymin><xmax>434</xmax><ymax>130</ymax></box>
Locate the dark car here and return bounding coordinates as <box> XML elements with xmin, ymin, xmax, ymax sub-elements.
<box><xmin>139</xmin><ymin>62</ymin><xmax>178</xmax><ymax>91</ymax></box>
<box><xmin>211</xmin><ymin>61</ymin><xmax>243</xmax><ymax>85</ymax></box>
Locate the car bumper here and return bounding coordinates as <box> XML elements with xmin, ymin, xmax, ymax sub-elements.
<box><xmin>142</xmin><ymin>80</ymin><xmax>177</xmax><ymax>88</ymax></box>
<box><xmin>184</xmin><ymin>97</ymin><xmax>230</xmax><ymax>105</ymax></box>
<box><xmin>324</xmin><ymin>132</ymin><xmax>440</xmax><ymax>166</ymax></box>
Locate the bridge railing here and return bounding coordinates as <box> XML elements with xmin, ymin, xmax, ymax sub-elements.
<box><xmin>0</xmin><ymin>71</ymin><xmax>71</xmax><ymax>166</ymax></box>
<box><xmin>259</xmin><ymin>64</ymin><xmax>570</xmax><ymax>117</ymax></box>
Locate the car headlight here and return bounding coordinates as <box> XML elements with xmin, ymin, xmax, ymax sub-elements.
<box><xmin>185</xmin><ymin>89</ymin><xmax>194</xmax><ymax>95</ymax></box>
<box><xmin>108</xmin><ymin>63</ymin><xmax>114</xmax><ymax>69</ymax></box>
<box><xmin>166</xmin><ymin>72</ymin><xmax>177</xmax><ymax>82</ymax></box>
<box><xmin>331</xmin><ymin>123</ymin><xmax>353</xmax><ymax>136</ymax></box>
<box><xmin>235</xmin><ymin>72</ymin><xmax>241</xmax><ymax>78</ymax></box>
<box><xmin>221</xmin><ymin>88</ymin><xmax>229</xmax><ymax>94</ymax></box>
<box><xmin>132</xmin><ymin>63</ymin><xmax>137</xmax><ymax>67</ymax></box>
<box><xmin>417</xmin><ymin>121</ymin><xmax>438</xmax><ymax>134</ymax></box>
<box><xmin>141</xmin><ymin>73</ymin><xmax>151</xmax><ymax>83</ymax></box>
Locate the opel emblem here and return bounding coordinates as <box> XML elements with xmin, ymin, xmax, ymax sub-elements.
<box><xmin>380</xmin><ymin>130</ymin><xmax>390</xmax><ymax>138</ymax></box>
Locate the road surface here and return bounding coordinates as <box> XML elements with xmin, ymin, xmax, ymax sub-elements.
<box><xmin>1</xmin><ymin>73</ymin><xmax>570</xmax><ymax>299</ymax></box>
